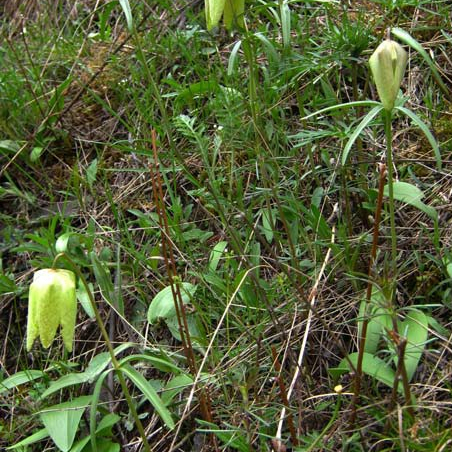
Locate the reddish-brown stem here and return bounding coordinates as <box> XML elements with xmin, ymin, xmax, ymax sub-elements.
<box><xmin>350</xmin><ymin>163</ymin><xmax>386</xmax><ymax>426</ymax></box>
<box><xmin>271</xmin><ymin>347</ymin><xmax>298</xmax><ymax>446</ymax></box>
<box><xmin>389</xmin><ymin>326</ymin><xmax>414</xmax><ymax>418</ymax></box>
<box><xmin>149</xmin><ymin>130</ymin><xmax>214</xmax><ymax>427</ymax></box>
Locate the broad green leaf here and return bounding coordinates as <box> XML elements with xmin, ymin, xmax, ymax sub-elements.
<box><xmin>383</xmin><ymin>181</ymin><xmax>437</xmax><ymax>221</ymax></box>
<box><xmin>55</xmin><ymin>232</ymin><xmax>76</xmax><ymax>253</ymax></box>
<box><xmin>0</xmin><ymin>140</ymin><xmax>21</xmax><ymax>153</ymax></box>
<box><xmin>261</xmin><ymin>209</ymin><xmax>275</xmax><ymax>243</ymax></box>
<box><xmin>394</xmin><ymin>106</ymin><xmax>441</xmax><ymax>170</ymax></box>
<box><xmin>40</xmin><ymin>395</ymin><xmax>92</xmax><ymax>452</ymax></box>
<box><xmin>30</xmin><ymin>146</ymin><xmax>44</xmax><ymax>162</ymax></box>
<box><xmin>209</xmin><ymin>241</ymin><xmax>228</xmax><ymax>272</ymax></box>
<box><xmin>358</xmin><ymin>287</ymin><xmax>392</xmax><ymax>355</ymax></box>
<box><xmin>0</xmin><ymin>370</ymin><xmax>46</xmax><ymax>394</ymax></box>
<box><xmin>342</xmin><ymin>105</ymin><xmax>384</xmax><ymax>165</ymax></box>
<box><xmin>165</xmin><ymin>314</ymin><xmax>205</xmax><ymax>345</ymax></box>
<box><xmin>147</xmin><ymin>282</ymin><xmax>196</xmax><ymax>324</ymax></box>
<box><xmin>391</xmin><ymin>28</ymin><xmax>449</xmax><ymax>99</ymax></box>
<box><xmin>426</xmin><ymin>314</ymin><xmax>448</xmax><ymax>337</ymax></box>
<box><xmin>118</xmin><ymin>0</ymin><xmax>133</xmax><ymax>31</ymax></box>
<box><xmin>161</xmin><ymin>374</ymin><xmax>193</xmax><ymax>406</ymax></box>
<box><xmin>396</xmin><ymin>309</ymin><xmax>428</xmax><ymax>381</ymax></box>
<box><xmin>120</xmin><ymin>364</ymin><xmax>175</xmax><ymax>429</ymax></box>
<box><xmin>86</xmin><ymin>159</ymin><xmax>98</xmax><ymax>188</ymax></box>
<box><xmin>77</xmin><ymin>280</ymin><xmax>95</xmax><ymax>319</ymax></box>
<box><xmin>446</xmin><ymin>260</ymin><xmax>452</xmax><ymax>279</ymax></box>
<box><xmin>6</xmin><ymin>428</ymin><xmax>49</xmax><ymax>450</ymax></box>
<box><xmin>340</xmin><ymin>352</ymin><xmax>398</xmax><ymax>391</ymax></box>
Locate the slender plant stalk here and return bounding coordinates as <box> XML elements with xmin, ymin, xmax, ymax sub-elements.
<box><xmin>350</xmin><ymin>163</ymin><xmax>386</xmax><ymax>426</ymax></box>
<box><xmin>383</xmin><ymin>110</ymin><xmax>398</xmax><ymax>293</ymax></box>
<box><xmin>149</xmin><ymin>131</ymin><xmax>215</xmax><ymax>430</ymax></box>
<box><xmin>389</xmin><ymin>331</ymin><xmax>414</xmax><ymax>418</ymax></box>
<box><xmin>52</xmin><ymin>253</ymin><xmax>152</xmax><ymax>452</ymax></box>
<box><xmin>271</xmin><ymin>346</ymin><xmax>298</xmax><ymax>446</ymax></box>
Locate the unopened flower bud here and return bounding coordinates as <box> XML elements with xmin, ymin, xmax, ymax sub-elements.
<box><xmin>205</xmin><ymin>0</ymin><xmax>245</xmax><ymax>31</ymax></box>
<box><xmin>369</xmin><ymin>38</ymin><xmax>407</xmax><ymax>111</ymax></box>
<box><xmin>26</xmin><ymin>269</ymin><xmax>77</xmax><ymax>352</ymax></box>
<box><xmin>223</xmin><ymin>0</ymin><xmax>245</xmax><ymax>30</ymax></box>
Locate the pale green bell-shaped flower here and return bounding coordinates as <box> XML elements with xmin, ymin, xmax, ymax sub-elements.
<box><xmin>26</xmin><ymin>269</ymin><xmax>77</xmax><ymax>352</ymax></box>
<box><xmin>369</xmin><ymin>38</ymin><xmax>407</xmax><ymax>111</ymax></box>
<box><xmin>205</xmin><ymin>0</ymin><xmax>245</xmax><ymax>31</ymax></box>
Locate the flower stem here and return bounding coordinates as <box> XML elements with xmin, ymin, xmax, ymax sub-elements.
<box><xmin>383</xmin><ymin>109</ymin><xmax>397</xmax><ymax>299</ymax></box>
<box><xmin>52</xmin><ymin>253</ymin><xmax>151</xmax><ymax>452</ymax></box>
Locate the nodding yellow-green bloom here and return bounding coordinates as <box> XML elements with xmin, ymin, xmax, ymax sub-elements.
<box><xmin>369</xmin><ymin>38</ymin><xmax>408</xmax><ymax>111</ymax></box>
<box><xmin>205</xmin><ymin>0</ymin><xmax>245</xmax><ymax>31</ymax></box>
<box><xmin>26</xmin><ymin>269</ymin><xmax>77</xmax><ymax>352</ymax></box>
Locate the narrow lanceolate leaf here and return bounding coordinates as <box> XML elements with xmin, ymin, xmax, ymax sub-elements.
<box><xmin>395</xmin><ymin>106</ymin><xmax>442</xmax><ymax>170</ymax></box>
<box><xmin>391</xmin><ymin>27</ymin><xmax>450</xmax><ymax>99</ymax></box>
<box><xmin>119</xmin><ymin>0</ymin><xmax>133</xmax><ymax>32</ymax></box>
<box><xmin>300</xmin><ymin>100</ymin><xmax>381</xmax><ymax>121</ymax></box>
<box><xmin>6</xmin><ymin>428</ymin><xmax>49</xmax><ymax>450</ymax></box>
<box><xmin>342</xmin><ymin>105</ymin><xmax>383</xmax><ymax>165</ymax></box>
<box><xmin>121</xmin><ymin>364</ymin><xmax>175</xmax><ymax>429</ymax></box>
<box><xmin>0</xmin><ymin>370</ymin><xmax>46</xmax><ymax>394</ymax></box>
<box><xmin>90</xmin><ymin>369</ymin><xmax>113</xmax><ymax>452</ymax></box>
<box><xmin>280</xmin><ymin>1</ymin><xmax>291</xmax><ymax>48</ymax></box>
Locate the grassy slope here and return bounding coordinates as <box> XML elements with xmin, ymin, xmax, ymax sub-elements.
<box><xmin>1</xmin><ymin>1</ymin><xmax>452</xmax><ymax>451</ymax></box>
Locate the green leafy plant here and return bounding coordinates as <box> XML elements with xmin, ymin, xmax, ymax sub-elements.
<box><xmin>21</xmin><ymin>253</ymin><xmax>176</xmax><ymax>452</ymax></box>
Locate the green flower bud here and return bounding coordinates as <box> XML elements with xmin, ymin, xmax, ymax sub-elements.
<box><xmin>26</xmin><ymin>269</ymin><xmax>77</xmax><ymax>352</ymax></box>
<box><xmin>205</xmin><ymin>0</ymin><xmax>226</xmax><ymax>30</ymax></box>
<box><xmin>369</xmin><ymin>38</ymin><xmax>407</xmax><ymax>111</ymax></box>
<box><xmin>205</xmin><ymin>0</ymin><xmax>245</xmax><ymax>31</ymax></box>
<box><xmin>223</xmin><ymin>0</ymin><xmax>245</xmax><ymax>30</ymax></box>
